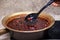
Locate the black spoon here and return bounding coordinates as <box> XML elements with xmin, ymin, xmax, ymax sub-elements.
<box><xmin>25</xmin><ymin>0</ymin><xmax>55</xmax><ymax>25</ymax></box>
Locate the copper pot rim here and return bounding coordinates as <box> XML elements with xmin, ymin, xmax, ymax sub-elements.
<box><xmin>2</xmin><ymin>11</ymin><xmax>55</xmax><ymax>33</ymax></box>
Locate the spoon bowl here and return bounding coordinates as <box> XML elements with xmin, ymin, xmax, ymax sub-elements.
<box><xmin>25</xmin><ymin>13</ymin><xmax>37</xmax><ymax>23</ymax></box>
<box><xmin>25</xmin><ymin>0</ymin><xmax>55</xmax><ymax>25</ymax></box>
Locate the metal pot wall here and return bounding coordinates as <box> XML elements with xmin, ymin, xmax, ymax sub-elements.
<box><xmin>2</xmin><ymin>12</ymin><xmax>55</xmax><ymax>40</ymax></box>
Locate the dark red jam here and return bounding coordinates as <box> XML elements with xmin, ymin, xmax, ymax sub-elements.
<box><xmin>7</xmin><ymin>15</ymin><xmax>49</xmax><ymax>31</ymax></box>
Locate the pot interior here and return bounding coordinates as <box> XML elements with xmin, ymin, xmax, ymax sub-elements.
<box><xmin>2</xmin><ymin>12</ymin><xmax>55</xmax><ymax>33</ymax></box>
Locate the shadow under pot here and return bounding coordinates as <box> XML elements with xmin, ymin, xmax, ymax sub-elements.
<box><xmin>2</xmin><ymin>12</ymin><xmax>55</xmax><ymax>40</ymax></box>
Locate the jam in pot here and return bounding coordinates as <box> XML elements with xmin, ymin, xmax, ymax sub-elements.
<box><xmin>7</xmin><ymin>14</ymin><xmax>50</xmax><ymax>31</ymax></box>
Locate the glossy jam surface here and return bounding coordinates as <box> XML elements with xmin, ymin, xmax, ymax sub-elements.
<box><xmin>7</xmin><ymin>14</ymin><xmax>49</xmax><ymax>31</ymax></box>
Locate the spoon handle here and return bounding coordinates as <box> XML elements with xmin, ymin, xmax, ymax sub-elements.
<box><xmin>37</xmin><ymin>0</ymin><xmax>55</xmax><ymax>15</ymax></box>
